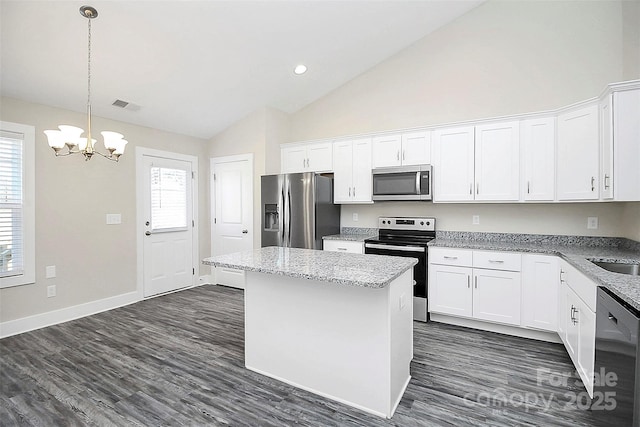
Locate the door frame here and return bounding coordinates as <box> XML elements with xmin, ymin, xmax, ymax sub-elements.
<box><xmin>210</xmin><ymin>153</ymin><xmax>254</xmax><ymax>286</ymax></box>
<box><xmin>136</xmin><ymin>147</ymin><xmax>199</xmax><ymax>299</ymax></box>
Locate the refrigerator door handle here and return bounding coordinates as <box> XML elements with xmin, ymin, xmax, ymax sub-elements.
<box><xmin>280</xmin><ymin>186</ymin><xmax>286</xmax><ymax>246</ymax></box>
<box><xmin>287</xmin><ymin>185</ymin><xmax>292</xmax><ymax>247</ymax></box>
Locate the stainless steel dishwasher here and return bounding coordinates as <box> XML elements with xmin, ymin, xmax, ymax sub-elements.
<box><xmin>594</xmin><ymin>287</ymin><xmax>640</xmax><ymax>427</ymax></box>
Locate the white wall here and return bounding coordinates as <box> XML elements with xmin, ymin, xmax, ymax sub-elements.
<box><xmin>290</xmin><ymin>1</ymin><xmax>630</xmax><ymax>141</ymax></box>
<box><xmin>208</xmin><ymin>107</ymin><xmax>290</xmax><ymax>250</ymax></box>
<box><xmin>341</xmin><ymin>202</ymin><xmax>632</xmax><ymax>237</ymax></box>
<box><xmin>621</xmin><ymin>202</ymin><xmax>640</xmax><ymax>242</ymax></box>
<box><xmin>0</xmin><ymin>97</ymin><xmax>209</xmax><ymax>323</ymax></box>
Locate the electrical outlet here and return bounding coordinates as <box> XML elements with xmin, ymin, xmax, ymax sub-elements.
<box><xmin>352</xmin><ymin>213</ymin><xmax>358</xmax><ymax>222</ymax></box>
<box><xmin>587</xmin><ymin>217</ymin><xmax>599</xmax><ymax>229</ymax></box>
<box><xmin>472</xmin><ymin>215</ymin><xmax>480</xmax><ymax>225</ymax></box>
<box><xmin>45</xmin><ymin>265</ymin><xmax>56</xmax><ymax>279</ymax></box>
<box><xmin>47</xmin><ymin>285</ymin><xmax>56</xmax><ymax>298</ymax></box>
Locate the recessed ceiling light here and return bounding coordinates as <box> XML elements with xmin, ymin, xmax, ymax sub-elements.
<box><xmin>294</xmin><ymin>64</ymin><xmax>307</xmax><ymax>75</ymax></box>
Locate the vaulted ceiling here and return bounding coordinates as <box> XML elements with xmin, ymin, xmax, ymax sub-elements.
<box><xmin>1</xmin><ymin>1</ymin><xmax>483</xmax><ymax>139</ymax></box>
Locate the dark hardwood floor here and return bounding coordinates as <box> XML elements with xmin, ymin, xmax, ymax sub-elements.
<box><xmin>1</xmin><ymin>285</ymin><xmax>604</xmax><ymax>426</ymax></box>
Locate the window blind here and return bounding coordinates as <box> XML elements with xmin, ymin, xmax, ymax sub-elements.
<box><xmin>0</xmin><ymin>130</ymin><xmax>24</xmax><ymax>278</ymax></box>
<box><xmin>150</xmin><ymin>166</ymin><xmax>188</xmax><ymax>231</ymax></box>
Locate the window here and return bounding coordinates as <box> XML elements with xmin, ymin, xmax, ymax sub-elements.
<box><xmin>0</xmin><ymin>122</ymin><xmax>35</xmax><ymax>288</ymax></box>
<box><xmin>150</xmin><ymin>166</ymin><xmax>188</xmax><ymax>232</ymax></box>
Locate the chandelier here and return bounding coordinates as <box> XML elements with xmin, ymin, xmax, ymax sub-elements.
<box><xmin>44</xmin><ymin>6</ymin><xmax>128</xmax><ymax>161</ymax></box>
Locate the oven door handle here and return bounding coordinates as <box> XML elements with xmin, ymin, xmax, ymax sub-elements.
<box><xmin>365</xmin><ymin>243</ymin><xmax>426</xmax><ymax>253</ymax></box>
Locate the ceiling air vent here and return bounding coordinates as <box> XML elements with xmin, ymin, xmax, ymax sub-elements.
<box><xmin>112</xmin><ymin>99</ymin><xmax>129</xmax><ymax>108</ymax></box>
<box><xmin>112</xmin><ymin>99</ymin><xmax>141</xmax><ymax>111</ymax></box>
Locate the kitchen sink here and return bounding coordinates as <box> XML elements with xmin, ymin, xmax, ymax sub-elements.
<box><xmin>591</xmin><ymin>261</ymin><xmax>640</xmax><ymax>276</ymax></box>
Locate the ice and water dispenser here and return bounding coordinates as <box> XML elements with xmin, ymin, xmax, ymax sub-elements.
<box><xmin>264</xmin><ymin>204</ymin><xmax>279</xmax><ymax>232</ymax></box>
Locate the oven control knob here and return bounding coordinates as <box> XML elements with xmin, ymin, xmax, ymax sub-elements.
<box><xmin>382</xmin><ymin>220</ymin><xmax>386</xmax><ymax>225</ymax></box>
<box><xmin>426</xmin><ymin>221</ymin><xmax>430</xmax><ymax>226</ymax></box>
<box><xmin>420</xmin><ymin>221</ymin><xmax>424</xmax><ymax>225</ymax></box>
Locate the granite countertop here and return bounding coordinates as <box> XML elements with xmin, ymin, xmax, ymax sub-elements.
<box><xmin>322</xmin><ymin>227</ymin><xmax>378</xmax><ymax>242</ymax></box>
<box><xmin>202</xmin><ymin>246</ymin><xmax>417</xmax><ymax>289</ymax></box>
<box><xmin>428</xmin><ymin>235</ymin><xmax>640</xmax><ymax>312</ymax></box>
<box><xmin>322</xmin><ymin>233</ymin><xmax>376</xmax><ymax>242</ymax></box>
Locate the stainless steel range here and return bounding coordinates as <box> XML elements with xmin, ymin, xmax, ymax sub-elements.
<box><xmin>364</xmin><ymin>217</ymin><xmax>435</xmax><ymax>322</ymax></box>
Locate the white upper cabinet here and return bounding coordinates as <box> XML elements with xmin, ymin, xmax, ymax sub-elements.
<box><xmin>474</xmin><ymin>121</ymin><xmax>520</xmax><ymax>201</ymax></box>
<box><xmin>401</xmin><ymin>131</ymin><xmax>431</xmax><ymax>166</ymax></box>
<box><xmin>556</xmin><ymin>103</ymin><xmax>599</xmax><ymax>200</ymax></box>
<box><xmin>432</xmin><ymin>126</ymin><xmax>475</xmax><ymax>202</ymax></box>
<box><xmin>599</xmin><ymin>94</ymin><xmax>614</xmax><ymax>200</ymax></box>
<box><xmin>432</xmin><ymin>122</ymin><xmax>519</xmax><ymax>202</ymax></box>
<box><xmin>333</xmin><ymin>138</ymin><xmax>372</xmax><ymax>204</ymax></box>
<box><xmin>372</xmin><ymin>131</ymin><xmax>431</xmax><ymax>168</ymax></box>
<box><xmin>604</xmin><ymin>88</ymin><xmax>640</xmax><ymax>201</ymax></box>
<box><xmin>371</xmin><ymin>134</ymin><xmax>401</xmax><ymax>168</ymax></box>
<box><xmin>281</xmin><ymin>141</ymin><xmax>333</xmax><ymax>173</ymax></box>
<box><xmin>521</xmin><ymin>117</ymin><xmax>556</xmax><ymax>201</ymax></box>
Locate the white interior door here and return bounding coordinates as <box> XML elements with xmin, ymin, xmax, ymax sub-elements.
<box><xmin>211</xmin><ymin>154</ymin><xmax>253</xmax><ymax>289</ymax></box>
<box><xmin>142</xmin><ymin>155</ymin><xmax>194</xmax><ymax>297</ymax></box>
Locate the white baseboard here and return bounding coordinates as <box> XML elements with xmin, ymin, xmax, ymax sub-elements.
<box><xmin>429</xmin><ymin>313</ymin><xmax>561</xmax><ymax>343</ymax></box>
<box><xmin>0</xmin><ymin>291</ymin><xmax>140</xmax><ymax>339</ymax></box>
<box><xmin>198</xmin><ymin>274</ymin><xmax>214</xmax><ymax>285</ymax></box>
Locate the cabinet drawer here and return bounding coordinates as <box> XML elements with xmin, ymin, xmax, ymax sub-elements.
<box><xmin>429</xmin><ymin>248</ymin><xmax>473</xmax><ymax>267</ymax></box>
<box><xmin>323</xmin><ymin>240</ymin><xmax>363</xmax><ymax>254</ymax></box>
<box><xmin>473</xmin><ymin>251</ymin><xmax>521</xmax><ymax>271</ymax></box>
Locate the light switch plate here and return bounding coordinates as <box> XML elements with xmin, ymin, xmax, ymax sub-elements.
<box><xmin>587</xmin><ymin>217</ymin><xmax>598</xmax><ymax>229</ymax></box>
<box><xmin>45</xmin><ymin>265</ymin><xmax>56</xmax><ymax>279</ymax></box>
<box><xmin>472</xmin><ymin>215</ymin><xmax>480</xmax><ymax>225</ymax></box>
<box><xmin>352</xmin><ymin>213</ymin><xmax>359</xmax><ymax>222</ymax></box>
<box><xmin>47</xmin><ymin>285</ymin><xmax>56</xmax><ymax>298</ymax></box>
<box><xmin>106</xmin><ymin>213</ymin><xmax>122</xmax><ymax>225</ymax></box>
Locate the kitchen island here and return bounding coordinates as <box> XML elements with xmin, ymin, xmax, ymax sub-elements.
<box><xmin>202</xmin><ymin>247</ymin><xmax>417</xmax><ymax>418</ymax></box>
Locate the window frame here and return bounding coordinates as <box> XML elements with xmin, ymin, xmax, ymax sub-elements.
<box><xmin>0</xmin><ymin>121</ymin><xmax>35</xmax><ymax>288</ymax></box>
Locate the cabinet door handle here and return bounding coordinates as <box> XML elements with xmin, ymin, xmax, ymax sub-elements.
<box><xmin>353</xmin><ymin>187</ymin><xmax>356</xmax><ymax>197</ymax></box>
<box><xmin>476</xmin><ymin>182</ymin><xmax>479</xmax><ymax>195</ymax></box>
<box><xmin>337</xmin><ymin>247</ymin><xmax>347</xmax><ymax>251</ymax></box>
<box><xmin>303</xmin><ymin>158</ymin><xmax>306</xmax><ymax>168</ymax></box>
<box><xmin>397</xmin><ymin>150</ymin><xmax>400</xmax><ymax>161</ymax></box>
<box><xmin>488</xmin><ymin>260</ymin><xmax>505</xmax><ymax>263</ymax></box>
<box><xmin>604</xmin><ymin>174</ymin><xmax>610</xmax><ymax>190</ymax></box>
<box><xmin>348</xmin><ymin>187</ymin><xmax>351</xmax><ymax>197</ymax></box>
<box><xmin>591</xmin><ymin>176</ymin><xmax>595</xmax><ymax>191</ymax></box>
<box><xmin>443</xmin><ymin>256</ymin><xmax>458</xmax><ymax>260</ymax></box>
<box><xmin>402</xmin><ymin>150</ymin><xmax>405</xmax><ymax>161</ymax></box>
<box><xmin>474</xmin><ymin>276</ymin><xmax>478</xmax><ymax>289</ymax></box>
<box><xmin>467</xmin><ymin>275</ymin><xmax>470</xmax><ymax>288</ymax></box>
<box><xmin>469</xmin><ymin>183</ymin><xmax>473</xmax><ymax>195</ymax></box>
<box><xmin>559</xmin><ymin>269</ymin><xmax>565</xmax><ymax>283</ymax></box>
<box><xmin>527</xmin><ymin>181</ymin><xmax>530</xmax><ymax>194</ymax></box>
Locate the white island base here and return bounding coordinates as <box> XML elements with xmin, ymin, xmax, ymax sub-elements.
<box><xmin>244</xmin><ymin>269</ymin><xmax>413</xmax><ymax>418</ymax></box>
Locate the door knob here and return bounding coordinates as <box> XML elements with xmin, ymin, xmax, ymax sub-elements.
<box><xmin>145</xmin><ymin>231</ymin><xmax>151</xmax><ymax>236</ymax></box>
<box><xmin>242</xmin><ymin>229</ymin><xmax>248</xmax><ymax>234</ymax></box>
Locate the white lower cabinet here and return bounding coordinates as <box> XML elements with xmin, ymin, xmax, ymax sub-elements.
<box><xmin>429</xmin><ymin>248</ymin><xmax>521</xmax><ymax>326</ymax></box>
<box><xmin>429</xmin><ymin>264</ymin><xmax>473</xmax><ymax>317</ymax></box>
<box><xmin>521</xmin><ymin>254</ymin><xmax>559</xmax><ymax>331</ymax></box>
<box><xmin>323</xmin><ymin>240</ymin><xmax>364</xmax><ymax>254</ymax></box>
<box><xmin>472</xmin><ymin>269</ymin><xmax>521</xmax><ymax>325</ymax></box>
<box><xmin>558</xmin><ymin>260</ymin><xmax>596</xmax><ymax>397</ymax></box>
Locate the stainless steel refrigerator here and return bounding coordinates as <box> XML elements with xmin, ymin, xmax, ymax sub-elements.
<box><xmin>261</xmin><ymin>173</ymin><xmax>340</xmax><ymax>249</ymax></box>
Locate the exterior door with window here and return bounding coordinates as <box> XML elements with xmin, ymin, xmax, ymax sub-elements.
<box><xmin>142</xmin><ymin>155</ymin><xmax>194</xmax><ymax>297</ymax></box>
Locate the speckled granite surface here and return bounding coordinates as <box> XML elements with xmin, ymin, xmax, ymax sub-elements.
<box><xmin>203</xmin><ymin>246</ymin><xmax>416</xmax><ymax>289</ymax></box>
<box><xmin>322</xmin><ymin>227</ymin><xmax>378</xmax><ymax>242</ymax></box>
<box><xmin>429</xmin><ymin>232</ymin><xmax>640</xmax><ymax>312</ymax></box>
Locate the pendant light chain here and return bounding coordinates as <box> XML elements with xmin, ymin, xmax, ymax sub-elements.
<box><xmin>86</xmin><ymin>15</ymin><xmax>93</xmax><ymax>157</ymax></box>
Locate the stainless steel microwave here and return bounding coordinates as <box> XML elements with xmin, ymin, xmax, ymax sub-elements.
<box><xmin>372</xmin><ymin>165</ymin><xmax>432</xmax><ymax>201</ymax></box>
